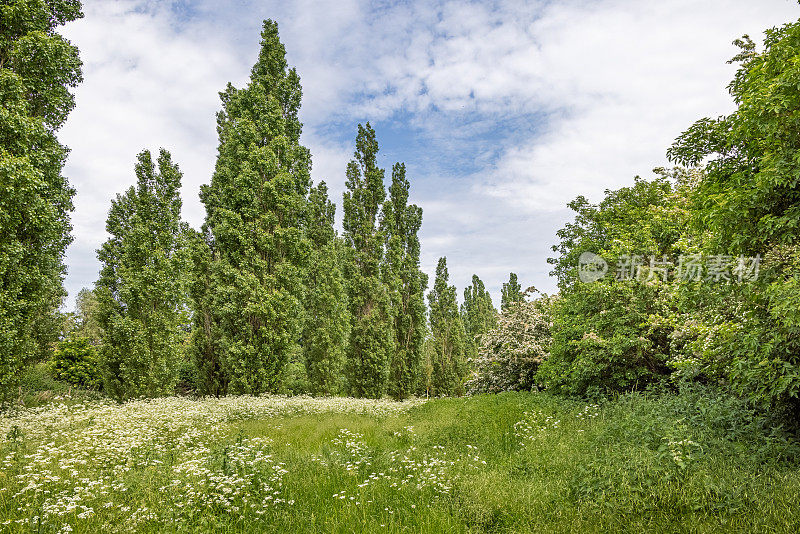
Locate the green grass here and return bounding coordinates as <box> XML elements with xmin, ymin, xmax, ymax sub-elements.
<box><xmin>11</xmin><ymin>362</ymin><xmax>102</xmax><ymax>408</ymax></box>
<box><xmin>1</xmin><ymin>388</ymin><xmax>799</xmax><ymax>532</ymax></box>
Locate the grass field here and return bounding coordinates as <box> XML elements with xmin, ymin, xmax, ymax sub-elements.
<box><xmin>1</xmin><ymin>387</ymin><xmax>799</xmax><ymax>533</ymax></box>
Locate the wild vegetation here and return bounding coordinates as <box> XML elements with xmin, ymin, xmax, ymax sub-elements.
<box><xmin>3</xmin><ymin>1</ymin><xmax>800</xmax><ymax>532</ymax></box>
<box><xmin>2</xmin><ymin>389</ymin><xmax>799</xmax><ymax>532</ymax></box>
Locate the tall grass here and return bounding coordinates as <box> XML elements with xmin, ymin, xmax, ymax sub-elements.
<box><xmin>1</xmin><ymin>386</ymin><xmax>798</xmax><ymax>532</ymax></box>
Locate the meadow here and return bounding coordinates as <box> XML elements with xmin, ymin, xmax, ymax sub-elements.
<box><xmin>1</xmin><ymin>384</ymin><xmax>799</xmax><ymax>533</ymax></box>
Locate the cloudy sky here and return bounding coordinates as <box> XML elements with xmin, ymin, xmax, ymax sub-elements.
<box><xmin>58</xmin><ymin>0</ymin><xmax>799</xmax><ymax>309</ymax></box>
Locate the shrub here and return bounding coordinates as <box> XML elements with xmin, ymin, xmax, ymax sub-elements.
<box><xmin>537</xmin><ymin>281</ymin><xmax>672</xmax><ymax>398</ymax></box>
<box><xmin>52</xmin><ymin>337</ymin><xmax>102</xmax><ymax>389</ymax></box>
<box><xmin>467</xmin><ymin>292</ymin><xmax>553</xmax><ymax>394</ymax></box>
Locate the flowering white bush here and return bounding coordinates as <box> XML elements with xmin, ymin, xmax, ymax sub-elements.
<box><xmin>467</xmin><ymin>293</ymin><xmax>554</xmax><ymax>394</ymax></box>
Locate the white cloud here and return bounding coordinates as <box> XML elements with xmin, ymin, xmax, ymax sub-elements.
<box><xmin>473</xmin><ymin>0</ymin><xmax>799</xmax><ymax>211</ymax></box>
<box><xmin>57</xmin><ymin>0</ymin><xmax>800</xmax><ymax>309</ymax></box>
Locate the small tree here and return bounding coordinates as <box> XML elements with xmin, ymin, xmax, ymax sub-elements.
<box><xmin>303</xmin><ymin>182</ymin><xmax>349</xmax><ymax>396</ymax></box>
<box><xmin>96</xmin><ymin>149</ymin><xmax>188</xmax><ymax>399</ymax></box>
<box><xmin>468</xmin><ymin>290</ymin><xmax>552</xmax><ymax>394</ymax></box>
<box><xmin>428</xmin><ymin>257</ymin><xmax>467</xmax><ymax>396</ymax></box>
<box><xmin>52</xmin><ymin>336</ymin><xmax>101</xmax><ymax>389</ymax></box>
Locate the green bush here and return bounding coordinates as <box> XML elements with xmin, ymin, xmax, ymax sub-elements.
<box><xmin>52</xmin><ymin>337</ymin><xmax>102</xmax><ymax>389</ymax></box>
<box><xmin>537</xmin><ymin>281</ymin><xmax>671</xmax><ymax>398</ymax></box>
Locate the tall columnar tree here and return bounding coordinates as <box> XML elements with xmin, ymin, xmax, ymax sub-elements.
<box><xmin>382</xmin><ymin>163</ymin><xmax>428</xmax><ymax>400</ymax></box>
<box><xmin>187</xmin><ymin>227</ymin><xmax>225</xmax><ymax>395</ymax></box>
<box><xmin>196</xmin><ymin>20</ymin><xmax>311</xmax><ymax>395</ymax></box>
<box><xmin>303</xmin><ymin>182</ymin><xmax>350</xmax><ymax>396</ymax></box>
<box><xmin>96</xmin><ymin>149</ymin><xmax>189</xmax><ymax>399</ymax></box>
<box><xmin>462</xmin><ymin>274</ymin><xmax>497</xmax><ymax>358</ymax></box>
<box><xmin>342</xmin><ymin>123</ymin><xmax>394</xmax><ymax>398</ymax></box>
<box><xmin>0</xmin><ymin>1</ymin><xmax>83</xmax><ymax>397</ymax></box>
<box><xmin>428</xmin><ymin>257</ymin><xmax>467</xmax><ymax>396</ymax></box>
<box><xmin>501</xmin><ymin>273</ymin><xmax>523</xmax><ymax>312</ymax></box>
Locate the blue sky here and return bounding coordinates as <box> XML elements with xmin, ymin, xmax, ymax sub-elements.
<box><xmin>58</xmin><ymin>0</ymin><xmax>799</xmax><ymax>309</ymax></box>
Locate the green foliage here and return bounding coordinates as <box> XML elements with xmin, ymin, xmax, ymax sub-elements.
<box><xmin>382</xmin><ymin>163</ymin><xmax>427</xmax><ymax>400</ymax></box>
<box><xmin>461</xmin><ymin>274</ymin><xmax>497</xmax><ymax>360</ymax></box>
<box><xmin>666</xmin><ymin>22</ymin><xmax>800</xmax><ymax>410</ymax></box>
<box><xmin>96</xmin><ymin>149</ymin><xmax>189</xmax><ymax>400</ymax></box>
<box><xmin>668</xmin><ymin>22</ymin><xmax>800</xmax><ymax>253</ymax></box>
<box><xmin>282</xmin><ymin>351</ymin><xmax>311</xmax><ymax>396</ymax></box>
<box><xmin>187</xmin><ymin>228</ymin><xmax>226</xmax><ymax>396</ymax></box>
<box><xmin>52</xmin><ymin>336</ymin><xmax>101</xmax><ymax>389</ymax></box>
<box><xmin>303</xmin><ymin>182</ymin><xmax>349</xmax><ymax>396</ymax></box>
<box><xmin>63</xmin><ymin>287</ymin><xmax>102</xmax><ymax>344</ymax></box>
<box><xmin>539</xmin><ymin>281</ymin><xmax>672</xmax><ymax>398</ymax></box>
<box><xmin>500</xmin><ymin>273</ymin><xmax>523</xmax><ymax>312</ymax></box>
<box><xmin>543</xmin><ymin>173</ymin><xmax>686</xmax><ymax>398</ymax></box>
<box><xmin>548</xmin><ymin>170</ymin><xmax>690</xmax><ymax>291</ymax></box>
<box><xmin>195</xmin><ymin>20</ymin><xmax>312</xmax><ymax>395</ymax></box>
<box><xmin>0</xmin><ymin>0</ymin><xmax>82</xmax><ymax>399</ymax></box>
<box><xmin>342</xmin><ymin>123</ymin><xmax>394</xmax><ymax>398</ymax></box>
<box><xmin>428</xmin><ymin>257</ymin><xmax>467</xmax><ymax>396</ymax></box>
<box><xmin>672</xmin><ymin>249</ymin><xmax>800</xmax><ymax>411</ymax></box>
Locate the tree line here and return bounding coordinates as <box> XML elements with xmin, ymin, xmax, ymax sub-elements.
<box><xmin>5</xmin><ymin>1</ymin><xmax>800</xmax><ymax>421</ymax></box>
<box><xmin>0</xmin><ymin>5</ymin><xmax>518</xmax><ymax>401</ymax></box>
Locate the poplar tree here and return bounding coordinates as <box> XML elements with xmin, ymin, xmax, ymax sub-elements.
<box><xmin>501</xmin><ymin>273</ymin><xmax>523</xmax><ymax>312</ymax></box>
<box><xmin>303</xmin><ymin>182</ymin><xmax>349</xmax><ymax>395</ymax></box>
<box><xmin>0</xmin><ymin>0</ymin><xmax>83</xmax><ymax>397</ymax></box>
<box><xmin>428</xmin><ymin>257</ymin><xmax>467</xmax><ymax>396</ymax></box>
<box><xmin>197</xmin><ymin>20</ymin><xmax>311</xmax><ymax>394</ymax></box>
<box><xmin>382</xmin><ymin>163</ymin><xmax>427</xmax><ymax>399</ymax></box>
<box><xmin>187</xmin><ymin>227</ymin><xmax>225</xmax><ymax>395</ymax></box>
<box><xmin>342</xmin><ymin>123</ymin><xmax>393</xmax><ymax>398</ymax></box>
<box><xmin>96</xmin><ymin>149</ymin><xmax>188</xmax><ymax>399</ymax></box>
<box><xmin>462</xmin><ymin>274</ymin><xmax>497</xmax><ymax>357</ymax></box>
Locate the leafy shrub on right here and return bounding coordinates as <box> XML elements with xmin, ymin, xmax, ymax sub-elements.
<box><xmin>538</xmin><ymin>171</ymin><xmax>688</xmax><ymax>397</ymax></box>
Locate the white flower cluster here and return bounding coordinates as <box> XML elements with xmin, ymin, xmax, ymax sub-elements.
<box><xmin>663</xmin><ymin>437</ymin><xmax>701</xmax><ymax>468</ymax></box>
<box><xmin>0</xmin><ymin>395</ymin><xmax>426</xmax><ymax>531</ymax></box>
<box><xmin>513</xmin><ymin>410</ymin><xmax>561</xmax><ymax>444</ymax></box>
<box><xmin>323</xmin><ymin>428</ymin><xmax>485</xmax><ymax>504</ymax></box>
<box><xmin>575</xmin><ymin>404</ymin><xmax>601</xmax><ymax>420</ymax></box>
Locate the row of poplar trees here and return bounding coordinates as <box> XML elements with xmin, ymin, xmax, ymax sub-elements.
<box><xmin>0</xmin><ymin>3</ymin><xmax>523</xmax><ymax>401</ymax></box>
<box><xmin>95</xmin><ymin>21</ymin><xmax>434</xmax><ymax>400</ymax></box>
<box><xmin>92</xmin><ymin>18</ymin><xmax>529</xmax><ymax>400</ymax></box>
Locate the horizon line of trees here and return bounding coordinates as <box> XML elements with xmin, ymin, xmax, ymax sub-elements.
<box><xmin>6</xmin><ymin>2</ymin><xmax>800</xmax><ymax>423</ymax></box>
